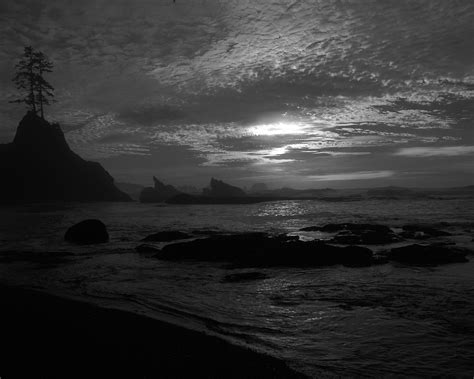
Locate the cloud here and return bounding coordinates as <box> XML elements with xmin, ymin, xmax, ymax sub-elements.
<box><xmin>308</xmin><ymin>170</ymin><xmax>394</xmax><ymax>181</ymax></box>
<box><xmin>394</xmin><ymin>145</ymin><xmax>474</xmax><ymax>157</ymax></box>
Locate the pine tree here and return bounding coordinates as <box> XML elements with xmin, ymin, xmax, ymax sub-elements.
<box><xmin>10</xmin><ymin>46</ymin><xmax>55</xmax><ymax>119</ymax></box>
<box><xmin>10</xmin><ymin>46</ymin><xmax>37</xmax><ymax>113</ymax></box>
<box><xmin>33</xmin><ymin>50</ymin><xmax>55</xmax><ymax>119</ymax></box>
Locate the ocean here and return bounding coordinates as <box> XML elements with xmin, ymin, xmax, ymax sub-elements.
<box><xmin>1</xmin><ymin>199</ymin><xmax>473</xmax><ymax>377</ymax></box>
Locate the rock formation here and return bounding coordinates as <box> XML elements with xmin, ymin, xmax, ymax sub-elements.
<box><xmin>202</xmin><ymin>178</ymin><xmax>246</xmax><ymax>198</ymax></box>
<box><xmin>0</xmin><ymin>112</ymin><xmax>131</xmax><ymax>203</ymax></box>
<box><xmin>139</xmin><ymin>176</ymin><xmax>182</xmax><ymax>203</ymax></box>
<box><xmin>64</xmin><ymin>219</ymin><xmax>109</xmax><ymax>244</ymax></box>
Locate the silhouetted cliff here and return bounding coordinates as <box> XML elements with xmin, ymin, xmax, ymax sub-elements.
<box><xmin>202</xmin><ymin>178</ymin><xmax>246</xmax><ymax>197</ymax></box>
<box><xmin>0</xmin><ymin>112</ymin><xmax>131</xmax><ymax>203</ymax></box>
<box><xmin>139</xmin><ymin>176</ymin><xmax>182</xmax><ymax>203</ymax></box>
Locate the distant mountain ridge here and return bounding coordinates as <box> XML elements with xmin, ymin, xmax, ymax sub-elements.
<box><xmin>0</xmin><ymin>112</ymin><xmax>131</xmax><ymax>203</ymax></box>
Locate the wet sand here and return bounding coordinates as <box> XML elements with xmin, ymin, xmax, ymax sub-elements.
<box><xmin>0</xmin><ymin>285</ymin><xmax>305</xmax><ymax>378</ymax></box>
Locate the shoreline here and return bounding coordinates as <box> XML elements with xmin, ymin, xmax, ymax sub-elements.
<box><xmin>0</xmin><ymin>284</ymin><xmax>306</xmax><ymax>378</ymax></box>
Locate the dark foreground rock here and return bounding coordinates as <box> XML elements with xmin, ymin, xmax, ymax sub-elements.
<box><xmin>388</xmin><ymin>244</ymin><xmax>469</xmax><ymax>265</ymax></box>
<box><xmin>400</xmin><ymin>224</ymin><xmax>452</xmax><ymax>239</ymax></box>
<box><xmin>222</xmin><ymin>272</ymin><xmax>268</xmax><ymax>283</ymax></box>
<box><xmin>154</xmin><ymin>232</ymin><xmax>376</xmax><ymax>268</ymax></box>
<box><xmin>142</xmin><ymin>230</ymin><xmax>192</xmax><ymax>242</ymax></box>
<box><xmin>0</xmin><ymin>285</ymin><xmax>305</xmax><ymax>379</ymax></box>
<box><xmin>300</xmin><ymin>223</ymin><xmax>392</xmax><ymax>234</ymax></box>
<box><xmin>0</xmin><ymin>112</ymin><xmax>131</xmax><ymax>203</ymax></box>
<box><xmin>64</xmin><ymin>219</ymin><xmax>109</xmax><ymax>244</ymax></box>
<box><xmin>301</xmin><ymin>223</ymin><xmax>399</xmax><ymax>245</ymax></box>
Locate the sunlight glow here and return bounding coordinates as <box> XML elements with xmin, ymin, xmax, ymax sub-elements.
<box><xmin>247</xmin><ymin>122</ymin><xmax>306</xmax><ymax>136</ymax></box>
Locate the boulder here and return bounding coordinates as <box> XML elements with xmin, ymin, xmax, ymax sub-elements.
<box><xmin>388</xmin><ymin>244</ymin><xmax>469</xmax><ymax>265</ymax></box>
<box><xmin>142</xmin><ymin>231</ymin><xmax>192</xmax><ymax>242</ymax></box>
<box><xmin>64</xmin><ymin>219</ymin><xmax>109</xmax><ymax>244</ymax></box>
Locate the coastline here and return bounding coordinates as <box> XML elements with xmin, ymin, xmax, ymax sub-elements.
<box><xmin>0</xmin><ymin>284</ymin><xmax>306</xmax><ymax>379</ymax></box>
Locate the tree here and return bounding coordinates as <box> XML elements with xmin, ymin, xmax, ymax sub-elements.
<box><xmin>33</xmin><ymin>50</ymin><xmax>55</xmax><ymax>119</ymax></box>
<box><xmin>10</xmin><ymin>46</ymin><xmax>37</xmax><ymax>113</ymax></box>
<box><xmin>10</xmin><ymin>46</ymin><xmax>55</xmax><ymax>119</ymax></box>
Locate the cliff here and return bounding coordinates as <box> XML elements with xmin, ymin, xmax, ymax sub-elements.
<box><xmin>139</xmin><ymin>176</ymin><xmax>182</xmax><ymax>203</ymax></box>
<box><xmin>0</xmin><ymin>112</ymin><xmax>131</xmax><ymax>203</ymax></box>
<box><xmin>202</xmin><ymin>178</ymin><xmax>246</xmax><ymax>197</ymax></box>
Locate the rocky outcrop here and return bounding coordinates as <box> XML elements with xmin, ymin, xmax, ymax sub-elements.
<box><xmin>0</xmin><ymin>112</ymin><xmax>131</xmax><ymax>203</ymax></box>
<box><xmin>142</xmin><ymin>231</ymin><xmax>192</xmax><ymax>242</ymax></box>
<box><xmin>202</xmin><ymin>178</ymin><xmax>246</xmax><ymax>198</ymax></box>
<box><xmin>139</xmin><ymin>177</ymin><xmax>181</xmax><ymax>203</ymax></box>
<box><xmin>301</xmin><ymin>223</ymin><xmax>399</xmax><ymax>245</ymax></box>
<box><xmin>64</xmin><ymin>219</ymin><xmax>109</xmax><ymax>244</ymax></box>
<box><xmin>387</xmin><ymin>244</ymin><xmax>469</xmax><ymax>265</ymax></box>
<box><xmin>400</xmin><ymin>224</ymin><xmax>452</xmax><ymax>240</ymax></box>
<box><xmin>153</xmin><ymin>232</ymin><xmax>376</xmax><ymax>268</ymax></box>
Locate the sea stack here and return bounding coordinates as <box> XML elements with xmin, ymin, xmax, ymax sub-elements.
<box><xmin>0</xmin><ymin>112</ymin><xmax>131</xmax><ymax>203</ymax></box>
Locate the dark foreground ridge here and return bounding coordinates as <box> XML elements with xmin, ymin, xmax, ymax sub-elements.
<box><xmin>0</xmin><ymin>112</ymin><xmax>130</xmax><ymax>203</ymax></box>
<box><xmin>0</xmin><ymin>285</ymin><xmax>305</xmax><ymax>379</ymax></box>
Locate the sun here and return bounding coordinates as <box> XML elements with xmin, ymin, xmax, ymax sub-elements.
<box><xmin>247</xmin><ymin>122</ymin><xmax>306</xmax><ymax>136</ymax></box>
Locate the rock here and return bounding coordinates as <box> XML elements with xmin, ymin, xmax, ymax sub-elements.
<box><xmin>64</xmin><ymin>219</ymin><xmax>109</xmax><ymax>244</ymax></box>
<box><xmin>135</xmin><ymin>244</ymin><xmax>160</xmax><ymax>253</ymax></box>
<box><xmin>330</xmin><ymin>230</ymin><xmax>399</xmax><ymax>245</ymax></box>
<box><xmin>139</xmin><ymin>177</ymin><xmax>182</xmax><ymax>203</ymax></box>
<box><xmin>388</xmin><ymin>244</ymin><xmax>469</xmax><ymax>265</ymax></box>
<box><xmin>202</xmin><ymin>178</ymin><xmax>246</xmax><ymax>197</ymax></box>
<box><xmin>300</xmin><ymin>223</ymin><xmax>392</xmax><ymax>234</ymax></box>
<box><xmin>166</xmin><ymin>193</ymin><xmax>271</xmax><ymax>204</ymax></box>
<box><xmin>142</xmin><ymin>231</ymin><xmax>192</xmax><ymax>242</ymax></box>
<box><xmin>221</xmin><ymin>272</ymin><xmax>268</xmax><ymax>283</ymax></box>
<box><xmin>301</xmin><ymin>223</ymin><xmax>398</xmax><ymax>245</ymax></box>
<box><xmin>400</xmin><ymin>225</ymin><xmax>452</xmax><ymax>240</ymax></box>
<box><xmin>153</xmin><ymin>232</ymin><xmax>376</xmax><ymax>268</ymax></box>
<box><xmin>0</xmin><ymin>112</ymin><xmax>131</xmax><ymax>203</ymax></box>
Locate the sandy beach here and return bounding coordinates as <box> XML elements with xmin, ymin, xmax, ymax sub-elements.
<box><xmin>0</xmin><ymin>285</ymin><xmax>305</xmax><ymax>378</ymax></box>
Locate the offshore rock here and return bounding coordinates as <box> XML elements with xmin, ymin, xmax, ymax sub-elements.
<box><xmin>64</xmin><ymin>219</ymin><xmax>109</xmax><ymax>245</ymax></box>
<box><xmin>0</xmin><ymin>112</ymin><xmax>131</xmax><ymax>203</ymax></box>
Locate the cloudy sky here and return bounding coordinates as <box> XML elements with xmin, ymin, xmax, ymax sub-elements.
<box><xmin>0</xmin><ymin>0</ymin><xmax>473</xmax><ymax>188</ymax></box>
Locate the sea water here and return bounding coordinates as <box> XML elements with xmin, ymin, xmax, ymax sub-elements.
<box><xmin>0</xmin><ymin>199</ymin><xmax>473</xmax><ymax>376</ymax></box>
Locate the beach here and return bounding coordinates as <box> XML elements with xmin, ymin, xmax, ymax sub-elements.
<box><xmin>0</xmin><ymin>284</ymin><xmax>304</xmax><ymax>378</ymax></box>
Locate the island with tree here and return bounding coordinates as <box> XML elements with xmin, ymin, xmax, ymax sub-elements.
<box><xmin>0</xmin><ymin>46</ymin><xmax>130</xmax><ymax>203</ymax></box>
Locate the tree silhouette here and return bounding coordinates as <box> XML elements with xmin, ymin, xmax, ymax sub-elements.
<box><xmin>33</xmin><ymin>50</ymin><xmax>55</xmax><ymax>119</ymax></box>
<box><xmin>10</xmin><ymin>46</ymin><xmax>55</xmax><ymax>119</ymax></box>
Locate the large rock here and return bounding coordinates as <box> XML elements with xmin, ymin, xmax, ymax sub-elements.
<box><xmin>64</xmin><ymin>219</ymin><xmax>109</xmax><ymax>244</ymax></box>
<box><xmin>399</xmin><ymin>224</ymin><xmax>452</xmax><ymax>240</ymax></box>
<box><xmin>139</xmin><ymin>177</ymin><xmax>182</xmax><ymax>203</ymax></box>
<box><xmin>0</xmin><ymin>112</ymin><xmax>131</xmax><ymax>203</ymax></box>
<box><xmin>202</xmin><ymin>178</ymin><xmax>246</xmax><ymax>197</ymax></box>
<box><xmin>388</xmin><ymin>244</ymin><xmax>469</xmax><ymax>265</ymax></box>
<box><xmin>153</xmin><ymin>232</ymin><xmax>376</xmax><ymax>268</ymax></box>
<box><xmin>301</xmin><ymin>223</ymin><xmax>399</xmax><ymax>245</ymax></box>
<box><xmin>142</xmin><ymin>231</ymin><xmax>192</xmax><ymax>242</ymax></box>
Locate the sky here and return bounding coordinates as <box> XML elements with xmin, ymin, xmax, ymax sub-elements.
<box><xmin>0</xmin><ymin>0</ymin><xmax>473</xmax><ymax>188</ymax></box>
